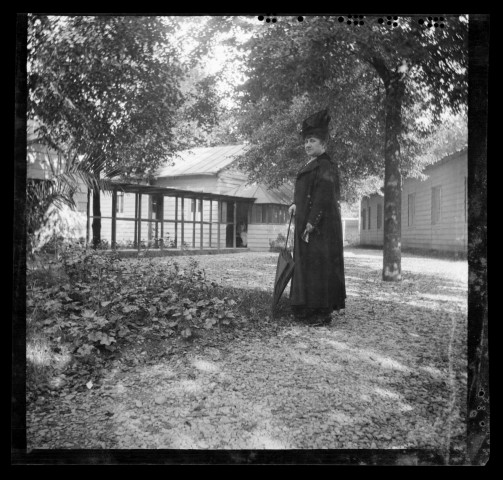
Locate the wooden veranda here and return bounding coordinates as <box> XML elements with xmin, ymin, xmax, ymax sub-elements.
<box><xmin>86</xmin><ymin>183</ymin><xmax>256</xmax><ymax>253</ymax></box>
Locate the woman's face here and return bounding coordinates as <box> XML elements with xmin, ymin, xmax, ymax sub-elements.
<box><xmin>304</xmin><ymin>136</ymin><xmax>326</xmax><ymax>158</ymax></box>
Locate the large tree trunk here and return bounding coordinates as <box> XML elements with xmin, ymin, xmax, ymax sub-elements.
<box><xmin>382</xmin><ymin>72</ymin><xmax>405</xmax><ymax>281</ymax></box>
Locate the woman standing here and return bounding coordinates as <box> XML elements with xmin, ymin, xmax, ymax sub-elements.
<box><xmin>288</xmin><ymin>109</ymin><xmax>346</xmax><ymax>324</ymax></box>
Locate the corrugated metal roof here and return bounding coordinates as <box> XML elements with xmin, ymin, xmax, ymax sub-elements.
<box><xmin>156</xmin><ymin>144</ymin><xmax>248</xmax><ymax>177</ymax></box>
<box><xmin>226</xmin><ymin>182</ymin><xmax>294</xmax><ymax>205</ymax></box>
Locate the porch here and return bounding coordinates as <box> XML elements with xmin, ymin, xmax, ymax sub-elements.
<box><xmin>87</xmin><ymin>183</ymin><xmax>256</xmax><ymax>253</ymax></box>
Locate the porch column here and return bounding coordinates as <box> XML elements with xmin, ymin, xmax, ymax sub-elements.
<box><xmin>86</xmin><ymin>188</ymin><xmax>91</xmax><ymax>247</ymax></box>
<box><xmin>175</xmin><ymin>196</ymin><xmax>178</xmax><ymax>248</ymax></box>
<box><xmin>137</xmin><ymin>193</ymin><xmax>142</xmax><ymax>253</ymax></box>
<box><xmin>209</xmin><ymin>199</ymin><xmax>213</xmax><ymax>248</ymax></box>
<box><xmin>181</xmin><ymin>196</ymin><xmax>185</xmax><ymax>248</ymax></box>
<box><xmin>160</xmin><ymin>195</ymin><xmax>164</xmax><ymax>250</ymax></box>
<box><xmin>111</xmin><ymin>188</ymin><xmax>117</xmax><ymax>250</ymax></box>
<box><xmin>133</xmin><ymin>193</ymin><xmax>138</xmax><ymax>248</ymax></box>
<box><xmin>192</xmin><ymin>197</ymin><xmax>196</xmax><ymax>248</ymax></box>
<box><xmin>233</xmin><ymin>201</ymin><xmax>237</xmax><ymax>248</ymax></box>
<box><xmin>217</xmin><ymin>200</ymin><xmax>221</xmax><ymax>252</ymax></box>
<box><xmin>200</xmin><ymin>198</ymin><xmax>204</xmax><ymax>250</ymax></box>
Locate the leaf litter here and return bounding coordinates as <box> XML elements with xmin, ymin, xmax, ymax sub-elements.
<box><xmin>26</xmin><ymin>248</ymin><xmax>467</xmax><ymax>459</ymax></box>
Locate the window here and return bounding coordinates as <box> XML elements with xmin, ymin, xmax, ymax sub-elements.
<box><xmin>368</xmin><ymin>206</ymin><xmax>371</xmax><ymax>230</ymax></box>
<box><xmin>249</xmin><ymin>204</ymin><xmax>289</xmax><ymax>224</ymax></box>
<box><xmin>377</xmin><ymin>203</ymin><xmax>383</xmax><ymax>230</ymax></box>
<box><xmin>407</xmin><ymin>193</ymin><xmax>415</xmax><ymax>227</ymax></box>
<box><xmin>116</xmin><ymin>192</ymin><xmax>124</xmax><ymax>214</ymax></box>
<box><xmin>252</xmin><ymin>204</ymin><xmax>263</xmax><ymax>223</ymax></box>
<box><xmin>191</xmin><ymin>198</ymin><xmax>201</xmax><ymax>213</ymax></box>
<box><xmin>431</xmin><ymin>186</ymin><xmax>442</xmax><ymax>225</ymax></box>
<box><xmin>220</xmin><ymin>202</ymin><xmax>227</xmax><ymax>223</ymax></box>
<box><xmin>361</xmin><ymin>209</ymin><xmax>366</xmax><ymax>230</ymax></box>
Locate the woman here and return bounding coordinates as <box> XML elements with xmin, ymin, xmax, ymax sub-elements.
<box><xmin>288</xmin><ymin>109</ymin><xmax>346</xmax><ymax>324</ymax></box>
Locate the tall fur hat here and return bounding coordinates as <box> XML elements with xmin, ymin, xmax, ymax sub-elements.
<box><xmin>301</xmin><ymin>108</ymin><xmax>331</xmax><ymax>139</ymax></box>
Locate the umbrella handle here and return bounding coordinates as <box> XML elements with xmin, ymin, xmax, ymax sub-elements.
<box><xmin>285</xmin><ymin>213</ymin><xmax>293</xmax><ymax>249</ymax></box>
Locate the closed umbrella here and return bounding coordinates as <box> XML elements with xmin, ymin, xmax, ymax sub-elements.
<box><xmin>271</xmin><ymin>214</ymin><xmax>294</xmax><ymax>318</ymax></box>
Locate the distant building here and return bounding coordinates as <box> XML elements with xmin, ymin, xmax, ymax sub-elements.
<box><xmin>360</xmin><ymin>148</ymin><xmax>468</xmax><ymax>253</ymax></box>
<box><xmin>93</xmin><ymin>144</ymin><xmax>295</xmax><ymax>251</ymax></box>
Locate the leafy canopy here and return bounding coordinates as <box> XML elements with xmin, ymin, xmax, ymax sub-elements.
<box><xmin>232</xmin><ymin>15</ymin><xmax>467</xmax><ymax>200</ymax></box>
<box><xmin>28</xmin><ymin>15</ymin><xmax>188</xmax><ymax>179</ymax></box>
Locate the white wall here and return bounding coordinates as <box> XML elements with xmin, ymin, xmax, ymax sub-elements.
<box><xmin>247</xmin><ymin>223</ymin><xmax>290</xmax><ymax>251</ymax></box>
<box><xmin>402</xmin><ymin>156</ymin><xmax>467</xmax><ymax>252</ymax></box>
<box><xmin>359</xmin><ymin>152</ymin><xmax>468</xmax><ymax>252</ymax></box>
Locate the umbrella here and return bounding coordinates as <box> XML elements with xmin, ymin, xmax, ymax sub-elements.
<box><xmin>271</xmin><ymin>213</ymin><xmax>294</xmax><ymax>318</ymax></box>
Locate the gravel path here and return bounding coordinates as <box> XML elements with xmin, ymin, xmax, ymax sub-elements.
<box><xmin>27</xmin><ymin>248</ymin><xmax>468</xmax><ymax>454</ymax></box>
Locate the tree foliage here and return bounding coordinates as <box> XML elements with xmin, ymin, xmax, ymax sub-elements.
<box><xmin>231</xmin><ymin>15</ymin><xmax>467</xmax><ymax>279</ymax></box>
<box><xmin>27</xmin><ymin>15</ymin><xmax>194</xmax><ymax>245</ymax></box>
<box><xmin>28</xmin><ymin>15</ymin><xmax>187</xmax><ymax>177</ymax></box>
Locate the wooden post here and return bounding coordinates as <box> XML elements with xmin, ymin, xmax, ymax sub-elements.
<box><xmin>133</xmin><ymin>193</ymin><xmax>138</xmax><ymax>248</ymax></box>
<box><xmin>154</xmin><ymin>196</ymin><xmax>159</xmax><ymax>247</ymax></box>
<box><xmin>175</xmin><ymin>196</ymin><xmax>179</xmax><ymax>248</ymax></box>
<box><xmin>200</xmin><ymin>198</ymin><xmax>203</xmax><ymax>250</ymax></box>
<box><xmin>137</xmin><ymin>193</ymin><xmax>142</xmax><ymax>253</ymax></box>
<box><xmin>86</xmin><ymin>188</ymin><xmax>91</xmax><ymax>247</ymax></box>
<box><xmin>233</xmin><ymin>201</ymin><xmax>237</xmax><ymax>249</ymax></box>
<box><xmin>192</xmin><ymin>198</ymin><xmax>196</xmax><ymax>248</ymax></box>
<box><xmin>209</xmin><ymin>199</ymin><xmax>213</xmax><ymax>248</ymax></box>
<box><xmin>160</xmin><ymin>196</ymin><xmax>164</xmax><ymax>250</ymax></box>
<box><xmin>181</xmin><ymin>196</ymin><xmax>184</xmax><ymax>248</ymax></box>
<box><xmin>111</xmin><ymin>189</ymin><xmax>117</xmax><ymax>250</ymax></box>
<box><xmin>217</xmin><ymin>200</ymin><xmax>221</xmax><ymax>252</ymax></box>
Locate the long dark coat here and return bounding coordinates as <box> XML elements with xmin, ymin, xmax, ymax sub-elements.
<box><xmin>289</xmin><ymin>152</ymin><xmax>346</xmax><ymax>311</ymax></box>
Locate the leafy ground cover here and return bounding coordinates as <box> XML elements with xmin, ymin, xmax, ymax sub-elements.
<box><xmin>26</xmin><ymin>247</ymin><xmax>468</xmax><ymax>461</ymax></box>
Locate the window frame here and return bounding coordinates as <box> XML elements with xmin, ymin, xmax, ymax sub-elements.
<box><xmin>431</xmin><ymin>185</ymin><xmax>442</xmax><ymax>225</ymax></box>
<box><xmin>407</xmin><ymin>193</ymin><xmax>416</xmax><ymax>227</ymax></box>
<box><xmin>116</xmin><ymin>191</ymin><xmax>124</xmax><ymax>214</ymax></box>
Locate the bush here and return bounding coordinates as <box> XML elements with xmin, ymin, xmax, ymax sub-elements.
<box><xmin>28</xmin><ymin>203</ymin><xmax>87</xmax><ymax>256</ymax></box>
<box><xmin>269</xmin><ymin>232</ymin><xmax>294</xmax><ymax>253</ymax></box>
<box><xmin>26</xmin><ymin>245</ymin><xmax>242</xmax><ymax>364</ymax></box>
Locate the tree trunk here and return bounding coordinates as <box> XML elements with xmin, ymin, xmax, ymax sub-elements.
<box><xmin>92</xmin><ymin>187</ymin><xmax>101</xmax><ymax>248</ymax></box>
<box><xmin>382</xmin><ymin>72</ymin><xmax>405</xmax><ymax>281</ymax></box>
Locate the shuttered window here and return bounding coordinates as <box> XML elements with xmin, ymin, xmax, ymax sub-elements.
<box><xmin>408</xmin><ymin>193</ymin><xmax>415</xmax><ymax>227</ymax></box>
<box><xmin>368</xmin><ymin>206</ymin><xmax>371</xmax><ymax>230</ymax></box>
<box><xmin>361</xmin><ymin>209</ymin><xmax>366</xmax><ymax>230</ymax></box>
<box><xmin>377</xmin><ymin>203</ymin><xmax>383</xmax><ymax>229</ymax></box>
<box><xmin>431</xmin><ymin>186</ymin><xmax>442</xmax><ymax>225</ymax></box>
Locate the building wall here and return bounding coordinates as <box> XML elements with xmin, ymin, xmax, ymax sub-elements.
<box><xmin>247</xmin><ymin>223</ymin><xmax>290</xmax><ymax>251</ymax></box>
<box><xmin>360</xmin><ymin>195</ymin><xmax>384</xmax><ymax>247</ymax></box>
<box><xmin>217</xmin><ymin>168</ymin><xmax>249</xmax><ymax>194</ymax></box>
<box><xmin>359</xmin><ymin>151</ymin><xmax>468</xmax><ymax>252</ymax></box>
<box><xmin>402</xmin><ymin>154</ymin><xmax>467</xmax><ymax>252</ymax></box>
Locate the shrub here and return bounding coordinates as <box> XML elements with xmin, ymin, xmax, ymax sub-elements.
<box><xmin>269</xmin><ymin>231</ymin><xmax>294</xmax><ymax>253</ymax></box>
<box><xmin>27</xmin><ymin>245</ymin><xmax>242</xmax><ymax>365</ymax></box>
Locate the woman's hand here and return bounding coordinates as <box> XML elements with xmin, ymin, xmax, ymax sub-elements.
<box><xmin>305</xmin><ymin>222</ymin><xmax>314</xmax><ymax>233</ymax></box>
<box><xmin>288</xmin><ymin>204</ymin><xmax>296</xmax><ymax>216</ymax></box>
